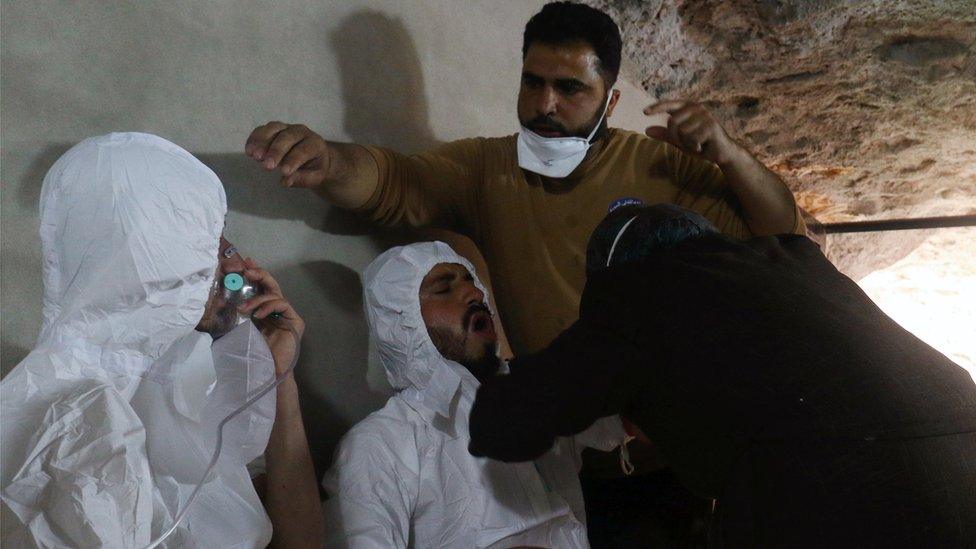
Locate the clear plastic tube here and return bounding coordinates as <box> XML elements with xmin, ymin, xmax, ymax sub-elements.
<box><xmin>143</xmin><ymin>327</ymin><xmax>301</xmax><ymax>549</ymax></box>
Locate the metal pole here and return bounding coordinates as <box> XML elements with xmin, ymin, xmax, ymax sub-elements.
<box><xmin>821</xmin><ymin>215</ymin><xmax>976</xmax><ymax>234</ymax></box>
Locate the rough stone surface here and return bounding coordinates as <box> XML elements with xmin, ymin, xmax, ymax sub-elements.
<box><xmin>594</xmin><ymin>0</ymin><xmax>975</xmax><ymax>373</ymax></box>
<box><xmin>595</xmin><ymin>0</ymin><xmax>975</xmax><ymax>271</ymax></box>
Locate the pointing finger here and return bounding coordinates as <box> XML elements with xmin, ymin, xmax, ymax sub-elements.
<box><xmin>643</xmin><ymin>100</ymin><xmax>688</xmax><ymax>115</ymax></box>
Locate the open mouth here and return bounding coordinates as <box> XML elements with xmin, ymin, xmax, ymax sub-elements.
<box><xmin>467</xmin><ymin>309</ymin><xmax>496</xmax><ymax>339</ymax></box>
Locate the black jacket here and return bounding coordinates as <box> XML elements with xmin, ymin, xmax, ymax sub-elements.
<box><xmin>470</xmin><ymin>234</ymin><xmax>976</xmax><ymax>547</ymax></box>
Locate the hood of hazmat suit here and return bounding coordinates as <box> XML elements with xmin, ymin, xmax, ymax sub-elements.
<box><xmin>366</xmin><ymin>242</ymin><xmax>492</xmax><ymax>417</ymax></box>
<box><xmin>0</xmin><ymin>133</ymin><xmax>276</xmax><ymax>548</ymax></box>
<box><xmin>323</xmin><ymin>242</ymin><xmax>623</xmax><ymax>548</ymax></box>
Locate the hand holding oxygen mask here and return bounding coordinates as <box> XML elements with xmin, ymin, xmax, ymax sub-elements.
<box><xmin>147</xmin><ymin>245</ymin><xmax>304</xmax><ymax>549</ymax></box>
<box><xmin>235</xmin><ymin>257</ymin><xmax>304</xmax><ymax>376</ymax></box>
<box><xmin>216</xmin><ymin>243</ymin><xmax>303</xmax><ymax>373</ymax></box>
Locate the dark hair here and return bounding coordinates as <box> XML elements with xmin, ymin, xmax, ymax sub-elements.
<box><xmin>586</xmin><ymin>203</ymin><xmax>718</xmax><ymax>272</ymax></box>
<box><xmin>522</xmin><ymin>2</ymin><xmax>623</xmax><ymax>87</ymax></box>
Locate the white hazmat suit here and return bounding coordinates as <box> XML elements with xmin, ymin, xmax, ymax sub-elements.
<box><xmin>323</xmin><ymin>242</ymin><xmax>626</xmax><ymax>548</ymax></box>
<box><xmin>0</xmin><ymin>133</ymin><xmax>277</xmax><ymax>548</ymax></box>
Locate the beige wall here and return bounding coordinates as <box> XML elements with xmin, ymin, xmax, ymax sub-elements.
<box><xmin>0</xmin><ymin>0</ymin><xmax>651</xmax><ymax>472</ymax></box>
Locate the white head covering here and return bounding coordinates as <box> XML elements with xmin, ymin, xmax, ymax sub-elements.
<box><xmin>37</xmin><ymin>132</ymin><xmax>225</xmax><ymax>379</ymax></box>
<box><xmin>1</xmin><ymin>133</ymin><xmax>274</xmax><ymax>548</ymax></box>
<box><xmin>324</xmin><ymin>242</ymin><xmax>612</xmax><ymax>549</ymax></box>
<box><xmin>363</xmin><ymin>241</ymin><xmax>491</xmax><ymax>419</ymax></box>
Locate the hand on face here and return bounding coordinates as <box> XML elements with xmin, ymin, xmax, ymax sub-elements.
<box><xmin>237</xmin><ymin>257</ymin><xmax>305</xmax><ymax>376</ymax></box>
<box><xmin>643</xmin><ymin>101</ymin><xmax>738</xmax><ymax>166</ymax></box>
<box><xmin>197</xmin><ymin>237</ymin><xmax>247</xmax><ymax>339</ymax></box>
<box><xmin>245</xmin><ymin>122</ymin><xmax>332</xmax><ymax>190</ymax></box>
<box><xmin>198</xmin><ymin>237</ymin><xmax>304</xmax><ymax>375</ymax></box>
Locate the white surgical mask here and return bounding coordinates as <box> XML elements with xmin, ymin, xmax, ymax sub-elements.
<box><xmin>517</xmin><ymin>93</ymin><xmax>613</xmax><ymax>178</ymax></box>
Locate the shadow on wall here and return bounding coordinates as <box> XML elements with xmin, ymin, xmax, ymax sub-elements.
<box><xmin>16</xmin><ymin>143</ymin><xmax>74</xmax><ymax>210</ymax></box>
<box><xmin>1</xmin><ymin>343</ymin><xmax>31</xmax><ymax>378</ymax></box>
<box><xmin>272</xmin><ymin>260</ymin><xmax>391</xmax><ymax>480</ymax></box>
<box><xmin>199</xmin><ymin>9</ymin><xmax>441</xmax><ymax>236</ymax></box>
<box><xmin>1</xmin><ymin>143</ymin><xmax>75</xmax><ymax>375</ymax></box>
<box><xmin>3</xmin><ymin>9</ymin><xmax>439</xmax><ymax>479</ymax></box>
<box><xmin>206</xmin><ymin>10</ymin><xmax>443</xmax><ymax>476</ymax></box>
<box><xmin>330</xmin><ymin>10</ymin><xmax>439</xmax><ymax>154</ymax></box>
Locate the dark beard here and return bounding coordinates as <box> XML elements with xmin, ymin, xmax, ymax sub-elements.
<box><xmin>523</xmin><ymin>91</ymin><xmax>610</xmax><ymax>142</ymax></box>
<box><xmin>210</xmin><ymin>304</ymin><xmax>239</xmax><ymax>339</ymax></box>
<box><xmin>459</xmin><ymin>343</ymin><xmax>502</xmax><ymax>384</ymax></box>
<box><xmin>196</xmin><ymin>295</ymin><xmax>239</xmax><ymax>340</ymax></box>
<box><xmin>427</xmin><ymin>324</ymin><xmax>500</xmax><ymax>384</ymax></box>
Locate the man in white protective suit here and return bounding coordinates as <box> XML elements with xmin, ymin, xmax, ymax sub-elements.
<box><xmin>322</xmin><ymin>241</ymin><xmax>630</xmax><ymax>548</ymax></box>
<box><xmin>0</xmin><ymin>133</ymin><xmax>322</xmax><ymax>548</ymax></box>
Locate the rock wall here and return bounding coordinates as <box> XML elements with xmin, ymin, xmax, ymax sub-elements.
<box><xmin>593</xmin><ymin>0</ymin><xmax>975</xmax><ymax>277</ymax></box>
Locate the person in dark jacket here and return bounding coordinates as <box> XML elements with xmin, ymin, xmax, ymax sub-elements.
<box><xmin>469</xmin><ymin>203</ymin><xmax>976</xmax><ymax>547</ymax></box>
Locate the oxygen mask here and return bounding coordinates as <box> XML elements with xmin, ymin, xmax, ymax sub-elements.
<box><xmin>221</xmin><ymin>271</ymin><xmax>283</xmax><ymax>321</ymax></box>
<box><xmin>219</xmin><ymin>242</ymin><xmax>281</xmax><ymax>320</ymax></box>
<box><xmin>222</xmin><ymin>272</ymin><xmax>258</xmax><ymax>304</ymax></box>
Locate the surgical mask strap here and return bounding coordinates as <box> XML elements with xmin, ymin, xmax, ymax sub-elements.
<box><xmin>606</xmin><ymin>215</ymin><xmax>639</xmax><ymax>267</ymax></box>
<box><xmin>143</xmin><ymin>326</ymin><xmax>302</xmax><ymax>549</ymax></box>
<box><xmin>585</xmin><ymin>92</ymin><xmax>614</xmax><ymax>144</ymax></box>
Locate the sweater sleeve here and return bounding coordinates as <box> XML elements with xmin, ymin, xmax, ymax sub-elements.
<box><xmin>355</xmin><ymin>138</ymin><xmax>485</xmax><ymax>237</ymax></box>
<box><xmin>662</xmin><ymin>142</ymin><xmax>753</xmax><ymax>239</ymax></box>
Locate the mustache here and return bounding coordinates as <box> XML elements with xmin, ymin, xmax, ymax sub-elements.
<box><xmin>525</xmin><ymin>116</ymin><xmax>569</xmax><ymax>135</ymax></box>
<box><xmin>462</xmin><ymin>303</ymin><xmax>492</xmax><ymax>331</ymax></box>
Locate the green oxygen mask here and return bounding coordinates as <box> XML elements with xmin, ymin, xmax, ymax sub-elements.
<box><xmin>222</xmin><ymin>272</ymin><xmax>282</xmax><ymax>320</ymax></box>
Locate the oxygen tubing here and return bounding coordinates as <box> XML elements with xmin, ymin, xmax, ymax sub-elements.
<box><xmin>143</xmin><ymin>325</ymin><xmax>301</xmax><ymax>549</ymax></box>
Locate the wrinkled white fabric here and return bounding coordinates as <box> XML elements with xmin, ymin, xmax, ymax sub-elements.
<box><xmin>323</xmin><ymin>242</ymin><xmax>625</xmax><ymax>548</ymax></box>
<box><xmin>0</xmin><ymin>133</ymin><xmax>275</xmax><ymax>548</ymax></box>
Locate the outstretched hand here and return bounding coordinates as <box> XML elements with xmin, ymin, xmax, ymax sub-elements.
<box><xmin>245</xmin><ymin>122</ymin><xmax>332</xmax><ymax>190</ymax></box>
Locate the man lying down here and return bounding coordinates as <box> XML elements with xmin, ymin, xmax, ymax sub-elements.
<box><xmin>322</xmin><ymin>242</ymin><xmax>631</xmax><ymax>548</ymax></box>
<box><xmin>0</xmin><ymin>133</ymin><xmax>321</xmax><ymax>548</ymax></box>
<box><xmin>469</xmin><ymin>203</ymin><xmax>976</xmax><ymax>547</ymax></box>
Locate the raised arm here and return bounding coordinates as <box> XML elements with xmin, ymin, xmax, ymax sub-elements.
<box><xmin>240</xmin><ymin>260</ymin><xmax>323</xmax><ymax>548</ymax></box>
<box><xmin>645</xmin><ymin>101</ymin><xmax>800</xmax><ymax>236</ymax></box>
<box><xmin>245</xmin><ymin>123</ymin><xmax>482</xmax><ymax>233</ymax></box>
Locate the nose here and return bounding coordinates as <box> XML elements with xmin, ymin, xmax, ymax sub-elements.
<box><xmin>536</xmin><ymin>86</ymin><xmax>558</xmax><ymax>118</ymax></box>
<box><xmin>462</xmin><ymin>282</ymin><xmax>485</xmax><ymax>307</ymax></box>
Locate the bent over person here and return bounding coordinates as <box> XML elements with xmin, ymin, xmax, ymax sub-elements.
<box><xmin>469</xmin><ymin>204</ymin><xmax>976</xmax><ymax>547</ymax></box>
<box><xmin>322</xmin><ymin>242</ymin><xmax>628</xmax><ymax>548</ymax></box>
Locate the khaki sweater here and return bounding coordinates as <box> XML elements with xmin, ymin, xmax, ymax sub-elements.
<box><xmin>359</xmin><ymin>128</ymin><xmax>801</xmax><ymax>355</ymax></box>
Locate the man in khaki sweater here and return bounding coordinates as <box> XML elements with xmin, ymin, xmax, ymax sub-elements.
<box><xmin>246</xmin><ymin>2</ymin><xmax>803</xmax><ymax>544</ymax></box>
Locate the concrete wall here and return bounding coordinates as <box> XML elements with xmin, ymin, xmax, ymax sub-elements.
<box><xmin>1</xmin><ymin>1</ymin><xmax>651</xmax><ymax>472</ymax></box>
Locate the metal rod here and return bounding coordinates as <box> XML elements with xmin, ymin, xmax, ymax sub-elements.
<box><xmin>822</xmin><ymin>215</ymin><xmax>976</xmax><ymax>234</ymax></box>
